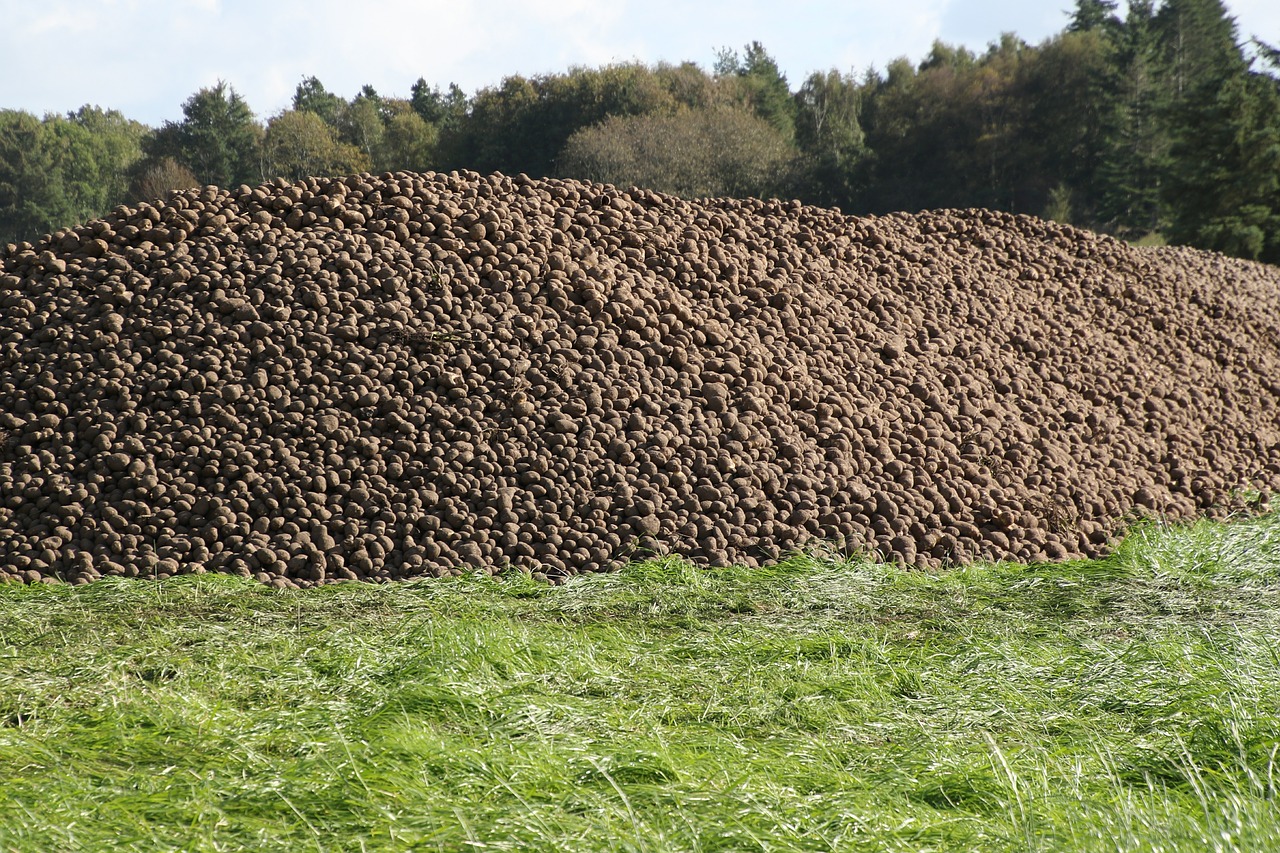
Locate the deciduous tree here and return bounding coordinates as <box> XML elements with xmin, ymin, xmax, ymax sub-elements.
<box><xmin>377</xmin><ymin>103</ymin><xmax>438</xmax><ymax>173</ymax></box>
<box><xmin>558</xmin><ymin>106</ymin><xmax>795</xmax><ymax>200</ymax></box>
<box><xmin>263</xmin><ymin>110</ymin><xmax>368</xmax><ymax>180</ymax></box>
<box><xmin>793</xmin><ymin>70</ymin><xmax>867</xmax><ymax>208</ymax></box>
<box><xmin>131</xmin><ymin>156</ymin><xmax>198</xmax><ymax>202</ymax></box>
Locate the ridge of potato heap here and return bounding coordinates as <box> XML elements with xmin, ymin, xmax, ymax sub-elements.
<box><xmin>2</xmin><ymin>170</ymin><xmax>1280</xmax><ymax>586</ymax></box>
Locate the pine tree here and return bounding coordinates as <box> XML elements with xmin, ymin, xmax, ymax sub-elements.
<box><xmin>1155</xmin><ymin>0</ymin><xmax>1245</xmax><ymax>101</ymax></box>
<box><xmin>1096</xmin><ymin>0</ymin><xmax>1168</xmax><ymax>234</ymax></box>
<box><xmin>1068</xmin><ymin>0</ymin><xmax>1121</xmax><ymax>35</ymax></box>
<box><xmin>715</xmin><ymin>43</ymin><xmax>797</xmax><ymax>141</ymax></box>
<box><xmin>293</xmin><ymin>77</ymin><xmax>345</xmax><ymax>127</ymax></box>
<box><xmin>1155</xmin><ymin>0</ymin><xmax>1275</xmax><ymax>259</ymax></box>
<box><xmin>410</xmin><ymin>79</ymin><xmax>467</xmax><ymax>131</ymax></box>
<box><xmin>1164</xmin><ymin>69</ymin><xmax>1280</xmax><ymax>261</ymax></box>
<box><xmin>147</xmin><ymin>82</ymin><xmax>263</xmax><ymax>188</ymax></box>
<box><xmin>1018</xmin><ymin>29</ymin><xmax>1118</xmax><ymax>223</ymax></box>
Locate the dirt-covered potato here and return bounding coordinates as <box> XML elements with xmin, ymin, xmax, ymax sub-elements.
<box><xmin>1</xmin><ymin>171</ymin><xmax>1278</xmax><ymax>586</ymax></box>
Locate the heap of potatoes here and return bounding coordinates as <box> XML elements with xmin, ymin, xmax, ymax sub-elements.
<box><xmin>2</xmin><ymin>170</ymin><xmax>1279</xmax><ymax>585</ymax></box>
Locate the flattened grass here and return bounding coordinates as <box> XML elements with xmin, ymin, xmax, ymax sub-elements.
<box><xmin>2</xmin><ymin>514</ymin><xmax>1279</xmax><ymax>851</ymax></box>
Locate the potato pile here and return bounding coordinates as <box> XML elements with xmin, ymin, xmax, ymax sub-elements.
<box><xmin>2</xmin><ymin>170</ymin><xmax>1279</xmax><ymax>586</ymax></box>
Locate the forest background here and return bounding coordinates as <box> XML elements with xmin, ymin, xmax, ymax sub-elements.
<box><xmin>2</xmin><ymin>0</ymin><xmax>1278</xmax><ymax>264</ymax></box>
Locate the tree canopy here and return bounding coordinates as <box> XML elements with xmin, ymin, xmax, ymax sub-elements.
<box><xmin>3</xmin><ymin>2</ymin><xmax>1278</xmax><ymax>263</ymax></box>
<box><xmin>145</xmin><ymin>81</ymin><xmax>262</xmax><ymax>189</ymax></box>
<box><xmin>559</xmin><ymin>106</ymin><xmax>795</xmax><ymax>200</ymax></box>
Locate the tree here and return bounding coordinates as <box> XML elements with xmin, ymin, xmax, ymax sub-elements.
<box><xmin>1164</xmin><ymin>69</ymin><xmax>1280</xmax><ymax>261</ymax></box>
<box><xmin>654</xmin><ymin>61</ymin><xmax>718</xmax><ymax>111</ymax></box>
<box><xmin>0</xmin><ymin>110</ymin><xmax>64</xmax><ymax>243</ymax></box>
<box><xmin>1068</xmin><ymin>0</ymin><xmax>1121</xmax><ymax>34</ymax></box>
<box><xmin>42</xmin><ymin>114</ymin><xmax>117</xmax><ymax>226</ymax></box>
<box><xmin>1017</xmin><ymin>30</ymin><xmax>1118</xmax><ymax>223</ymax></box>
<box><xmin>293</xmin><ymin>76</ymin><xmax>345</xmax><ymax>127</ymax></box>
<box><xmin>377</xmin><ymin>103</ymin><xmax>438</xmax><ymax>172</ymax></box>
<box><xmin>1253</xmin><ymin>38</ymin><xmax>1280</xmax><ymax>74</ymax></box>
<box><xmin>860</xmin><ymin>37</ymin><xmax>1029</xmax><ymax>214</ymax></box>
<box><xmin>410</xmin><ymin>79</ymin><xmax>467</xmax><ymax>131</ymax></box>
<box><xmin>1155</xmin><ymin>0</ymin><xmax>1246</xmax><ymax>100</ymax></box>
<box><xmin>715</xmin><ymin>42</ymin><xmax>797</xmax><ymax>140</ymax></box>
<box><xmin>917</xmin><ymin>41</ymin><xmax>978</xmax><ymax>72</ymax></box>
<box><xmin>793</xmin><ymin>70</ymin><xmax>867</xmax><ymax>208</ymax></box>
<box><xmin>338</xmin><ymin>86</ymin><xmax>386</xmax><ymax>164</ymax></box>
<box><xmin>442</xmin><ymin>63</ymin><xmax>689</xmax><ymax>177</ymax></box>
<box><xmin>263</xmin><ymin>110</ymin><xmax>368</xmax><ymax>180</ymax></box>
<box><xmin>1153</xmin><ymin>0</ymin><xmax>1268</xmax><ymax>255</ymax></box>
<box><xmin>444</xmin><ymin>74</ymin><xmax>540</xmax><ymax>174</ymax></box>
<box><xmin>131</xmin><ymin>156</ymin><xmax>199</xmax><ymax>202</ymax></box>
<box><xmin>0</xmin><ymin>106</ymin><xmax>148</xmax><ymax>244</ymax></box>
<box><xmin>1095</xmin><ymin>0</ymin><xmax>1169</xmax><ymax>233</ymax></box>
<box><xmin>558</xmin><ymin>106</ymin><xmax>796</xmax><ymax>200</ymax></box>
<box><xmin>62</xmin><ymin>106</ymin><xmax>148</xmax><ymax>211</ymax></box>
<box><xmin>146</xmin><ymin>81</ymin><xmax>263</xmax><ymax>187</ymax></box>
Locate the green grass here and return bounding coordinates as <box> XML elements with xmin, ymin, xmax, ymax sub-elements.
<box><xmin>3</xmin><ymin>515</ymin><xmax>1280</xmax><ymax>852</ymax></box>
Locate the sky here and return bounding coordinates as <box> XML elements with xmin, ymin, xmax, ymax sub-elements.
<box><xmin>2</xmin><ymin>0</ymin><xmax>1277</xmax><ymax>127</ymax></box>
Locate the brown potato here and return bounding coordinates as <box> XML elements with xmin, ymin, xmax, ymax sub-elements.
<box><xmin>1</xmin><ymin>172</ymin><xmax>1278</xmax><ymax>584</ymax></box>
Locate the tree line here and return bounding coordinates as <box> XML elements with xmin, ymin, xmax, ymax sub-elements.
<box><xmin>2</xmin><ymin>0</ymin><xmax>1278</xmax><ymax>263</ymax></box>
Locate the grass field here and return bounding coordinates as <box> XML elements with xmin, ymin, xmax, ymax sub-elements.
<box><xmin>2</xmin><ymin>515</ymin><xmax>1279</xmax><ymax>852</ymax></box>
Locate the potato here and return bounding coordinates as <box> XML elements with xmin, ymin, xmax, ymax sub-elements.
<box><xmin>1</xmin><ymin>171</ymin><xmax>1277</xmax><ymax>584</ymax></box>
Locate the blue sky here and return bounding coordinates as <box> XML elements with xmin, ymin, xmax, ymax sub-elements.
<box><xmin>2</xmin><ymin>0</ymin><xmax>1277</xmax><ymax>126</ymax></box>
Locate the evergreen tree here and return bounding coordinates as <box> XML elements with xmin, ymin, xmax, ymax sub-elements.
<box><xmin>715</xmin><ymin>42</ymin><xmax>797</xmax><ymax>140</ymax></box>
<box><xmin>861</xmin><ymin>37</ymin><xmax>1028</xmax><ymax>214</ymax></box>
<box><xmin>1253</xmin><ymin>38</ymin><xmax>1280</xmax><ymax>74</ymax></box>
<box><xmin>3</xmin><ymin>10</ymin><xmax>1279</xmax><ymax>263</ymax></box>
<box><xmin>410</xmin><ymin>79</ymin><xmax>467</xmax><ymax>131</ymax></box>
<box><xmin>741</xmin><ymin>42</ymin><xmax>797</xmax><ymax>140</ymax></box>
<box><xmin>1018</xmin><ymin>30</ymin><xmax>1117</xmax><ymax>223</ymax></box>
<box><xmin>1068</xmin><ymin>0</ymin><xmax>1121</xmax><ymax>34</ymax></box>
<box><xmin>535</xmin><ymin>63</ymin><xmax>677</xmax><ymax>172</ymax></box>
<box><xmin>1155</xmin><ymin>0</ymin><xmax>1245</xmax><ymax>100</ymax></box>
<box><xmin>443</xmin><ymin>63</ymin><xmax>698</xmax><ymax>178</ymax></box>
<box><xmin>445</xmin><ymin>74</ymin><xmax>540</xmax><ymax>174</ymax></box>
<box><xmin>859</xmin><ymin>55</ymin><xmax>932</xmax><ymax>214</ymax></box>
<box><xmin>147</xmin><ymin>81</ymin><xmax>263</xmax><ymax>188</ymax></box>
<box><xmin>293</xmin><ymin>76</ymin><xmax>345</xmax><ymax>127</ymax></box>
<box><xmin>1096</xmin><ymin>0</ymin><xmax>1169</xmax><ymax>233</ymax></box>
<box><xmin>1164</xmin><ymin>66</ymin><xmax>1280</xmax><ymax>261</ymax></box>
<box><xmin>1155</xmin><ymin>0</ymin><xmax>1271</xmax><ymax>255</ymax></box>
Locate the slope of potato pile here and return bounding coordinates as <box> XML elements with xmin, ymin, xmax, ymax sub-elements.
<box><xmin>2</xmin><ymin>170</ymin><xmax>1280</xmax><ymax>586</ymax></box>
